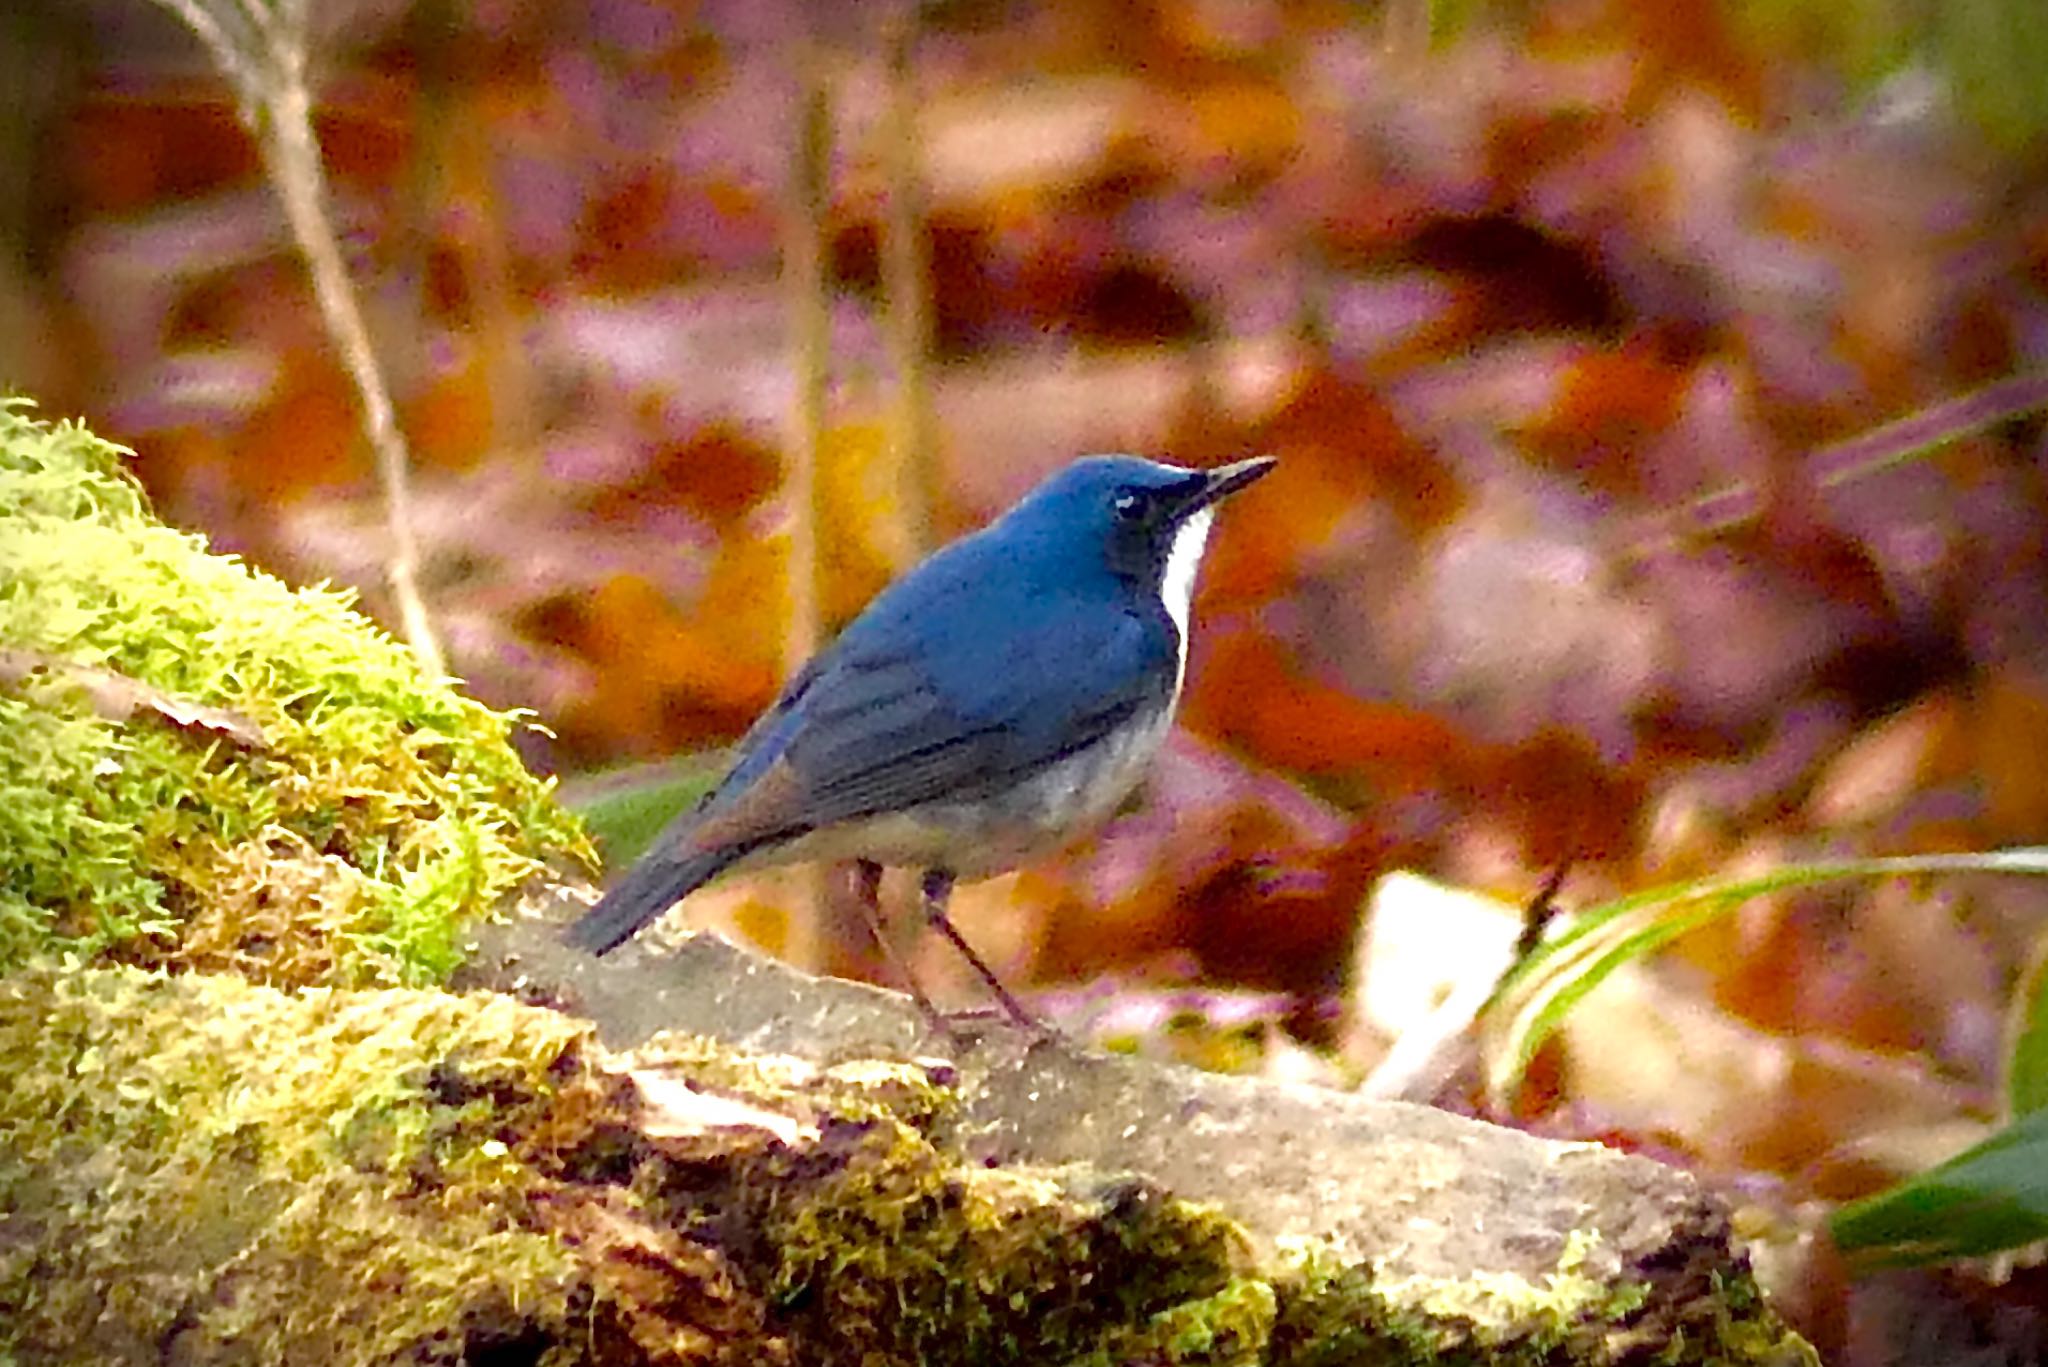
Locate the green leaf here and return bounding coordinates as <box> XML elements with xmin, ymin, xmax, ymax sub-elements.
<box><xmin>1831</xmin><ymin>1106</ymin><xmax>2048</xmax><ymax>1266</ymax></box>
<box><xmin>559</xmin><ymin>757</ymin><xmax>720</xmax><ymax>870</ymax></box>
<box><xmin>1479</xmin><ymin>849</ymin><xmax>2048</xmax><ymax>1104</ymax></box>
<box><xmin>2007</xmin><ymin>934</ymin><xmax>2048</xmax><ymax>1118</ymax></box>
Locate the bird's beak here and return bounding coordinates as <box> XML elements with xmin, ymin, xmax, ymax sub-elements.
<box><xmin>1181</xmin><ymin>455</ymin><xmax>1277</xmax><ymax>516</ymax></box>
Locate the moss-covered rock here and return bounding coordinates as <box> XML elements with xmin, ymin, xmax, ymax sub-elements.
<box><xmin>501</xmin><ymin>927</ymin><xmax>1822</xmax><ymax>1367</ymax></box>
<box><xmin>0</xmin><ymin>965</ymin><xmax>607</xmax><ymax>1363</ymax></box>
<box><xmin>2</xmin><ymin>954</ymin><xmax>1812</xmax><ymax>1366</ymax></box>
<box><xmin>0</xmin><ymin>398</ymin><xmax>591</xmax><ymax>985</ymax></box>
<box><xmin>0</xmin><ymin>965</ymin><xmax>1281</xmax><ymax>1366</ymax></box>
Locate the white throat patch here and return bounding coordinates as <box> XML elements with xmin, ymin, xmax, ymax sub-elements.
<box><xmin>1158</xmin><ymin>506</ymin><xmax>1215</xmax><ymax>693</ymax></box>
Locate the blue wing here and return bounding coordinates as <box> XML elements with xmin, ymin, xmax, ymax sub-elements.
<box><xmin>778</xmin><ymin>555</ymin><xmax>1177</xmax><ymax>823</ymax></box>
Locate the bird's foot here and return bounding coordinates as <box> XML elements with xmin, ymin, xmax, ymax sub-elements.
<box><xmin>922</xmin><ymin>1002</ymin><xmax>1068</xmax><ymax>1050</ymax></box>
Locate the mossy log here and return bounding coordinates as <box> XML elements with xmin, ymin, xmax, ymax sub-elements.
<box><xmin>0</xmin><ymin>400</ymin><xmax>1815</xmax><ymax>1365</ymax></box>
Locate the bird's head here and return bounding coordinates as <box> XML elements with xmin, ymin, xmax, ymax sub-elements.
<box><xmin>992</xmin><ymin>454</ymin><xmax>1276</xmax><ymax>620</ymax></box>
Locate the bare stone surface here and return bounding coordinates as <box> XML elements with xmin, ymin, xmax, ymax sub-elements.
<box><xmin>469</xmin><ymin>894</ymin><xmax>1810</xmax><ymax>1367</ymax></box>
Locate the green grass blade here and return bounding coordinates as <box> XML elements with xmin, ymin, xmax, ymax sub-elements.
<box><xmin>1831</xmin><ymin>1106</ymin><xmax>2048</xmax><ymax>1267</ymax></box>
<box><xmin>2008</xmin><ymin>934</ymin><xmax>2048</xmax><ymax>1118</ymax></box>
<box><xmin>1481</xmin><ymin>849</ymin><xmax>2048</xmax><ymax>1103</ymax></box>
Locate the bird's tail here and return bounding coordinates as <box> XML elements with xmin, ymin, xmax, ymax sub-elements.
<box><xmin>564</xmin><ymin>843</ymin><xmax>750</xmax><ymax>956</ymax></box>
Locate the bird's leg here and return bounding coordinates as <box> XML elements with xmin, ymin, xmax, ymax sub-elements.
<box><xmin>919</xmin><ymin>868</ymin><xmax>1052</xmax><ymax>1036</ymax></box>
<box><xmin>848</xmin><ymin>858</ymin><xmax>950</xmax><ymax>1033</ymax></box>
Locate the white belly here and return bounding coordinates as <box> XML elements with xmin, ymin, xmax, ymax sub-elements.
<box><xmin>740</xmin><ymin>704</ymin><xmax>1175</xmax><ymax>879</ymax></box>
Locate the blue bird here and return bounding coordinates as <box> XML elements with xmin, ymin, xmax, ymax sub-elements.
<box><xmin>565</xmin><ymin>453</ymin><xmax>1276</xmax><ymax>1031</ymax></box>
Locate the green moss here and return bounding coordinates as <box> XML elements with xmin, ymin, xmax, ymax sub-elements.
<box><xmin>1266</xmin><ymin>1234</ymin><xmax>1810</xmax><ymax>1367</ymax></box>
<box><xmin>614</xmin><ymin>1034</ymin><xmax>1264</xmax><ymax>1366</ymax></box>
<box><xmin>753</xmin><ymin>1126</ymin><xmax>1256</xmax><ymax>1367</ymax></box>
<box><xmin>1073</xmin><ymin>1276</ymin><xmax>1278</xmax><ymax>1367</ymax></box>
<box><xmin>0</xmin><ymin>965</ymin><xmax>604</xmax><ymax>1363</ymax></box>
<box><xmin>0</xmin><ymin>399</ymin><xmax>592</xmax><ymax>985</ymax></box>
<box><xmin>1687</xmin><ymin>1270</ymin><xmax>1819</xmax><ymax>1367</ymax></box>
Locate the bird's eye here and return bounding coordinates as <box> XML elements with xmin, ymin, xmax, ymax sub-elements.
<box><xmin>1112</xmin><ymin>493</ymin><xmax>1145</xmax><ymax>522</ymax></box>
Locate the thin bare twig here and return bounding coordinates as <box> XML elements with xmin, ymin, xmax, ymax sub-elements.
<box><xmin>150</xmin><ymin>0</ymin><xmax>446</xmax><ymax>677</ymax></box>
<box><xmin>1623</xmin><ymin>369</ymin><xmax>2048</xmax><ymax>563</ymax></box>
<box><xmin>785</xmin><ymin>27</ymin><xmax>836</xmax><ymax>974</ymax></box>
<box><xmin>880</xmin><ymin>0</ymin><xmax>936</xmax><ymax>555</ymax></box>
<box><xmin>153</xmin><ymin>0</ymin><xmax>262</xmax><ymax>101</ymax></box>
<box><xmin>785</xmin><ymin>34</ymin><xmax>832</xmax><ymax>682</ymax></box>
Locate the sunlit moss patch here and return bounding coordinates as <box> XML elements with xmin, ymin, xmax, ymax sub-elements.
<box><xmin>0</xmin><ymin>399</ymin><xmax>592</xmax><ymax>985</ymax></box>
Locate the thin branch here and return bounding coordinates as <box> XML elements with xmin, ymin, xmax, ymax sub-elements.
<box><xmin>880</xmin><ymin>0</ymin><xmax>936</xmax><ymax>556</ymax></box>
<box><xmin>786</xmin><ymin>36</ymin><xmax>832</xmax><ymax>676</ymax></box>
<box><xmin>260</xmin><ymin>80</ymin><xmax>444</xmax><ymax>676</ymax></box>
<box><xmin>1623</xmin><ymin>368</ymin><xmax>2048</xmax><ymax>564</ymax></box>
<box><xmin>784</xmin><ymin>27</ymin><xmax>836</xmax><ymax>975</ymax></box>
<box><xmin>151</xmin><ymin>0</ymin><xmax>264</xmax><ymax>104</ymax></box>
<box><xmin>149</xmin><ymin>0</ymin><xmax>446</xmax><ymax>677</ymax></box>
